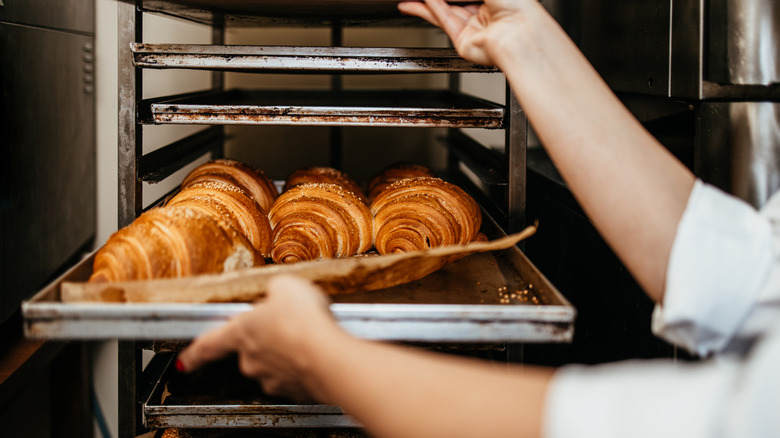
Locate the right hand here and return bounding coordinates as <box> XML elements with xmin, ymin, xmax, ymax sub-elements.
<box><xmin>398</xmin><ymin>0</ymin><xmax>535</xmax><ymax>67</ymax></box>
<box><xmin>177</xmin><ymin>275</ymin><xmax>344</xmax><ymax>401</ymax></box>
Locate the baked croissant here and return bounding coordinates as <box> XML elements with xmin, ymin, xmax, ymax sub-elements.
<box><xmin>89</xmin><ymin>207</ymin><xmax>260</xmax><ymax>283</ymax></box>
<box><xmin>181</xmin><ymin>159</ymin><xmax>278</xmax><ymax>212</ymax></box>
<box><xmin>166</xmin><ymin>181</ymin><xmax>273</xmax><ymax>258</ymax></box>
<box><xmin>368</xmin><ymin>162</ymin><xmax>435</xmax><ymax>202</ymax></box>
<box><xmin>269</xmin><ymin>182</ymin><xmax>373</xmax><ymax>264</ymax></box>
<box><xmin>370</xmin><ymin>177</ymin><xmax>482</xmax><ymax>255</ymax></box>
<box><xmin>283</xmin><ymin>166</ymin><xmax>368</xmax><ymax>205</ymax></box>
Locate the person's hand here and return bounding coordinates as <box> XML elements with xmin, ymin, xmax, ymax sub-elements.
<box><xmin>177</xmin><ymin>275</ymin><xmax>344</xmax><ymax>401</ymax></box>
<box><xmin>398</xmin><ymin>0</ymin><xmax>534</xmax><ymax>67</ymax></box>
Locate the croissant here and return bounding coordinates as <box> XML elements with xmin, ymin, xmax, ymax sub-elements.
<box><xmin>370</xmin><ymin>177</ymin><xmax>482</xmax><ymax>255</ymax></box>
<box><xmin>367</xmin><ymin>162</ymin><xmax>435</xmax><ymax>202</ymax></box>
<box><xmin>181</xmin><ymin>159</ymin><xmax>278</xmax><ymax>212</ymax></box>
<box><xmin>269</xmin><ymin>182</ymin><xmax>373</xmax><ymax>264</ymax></box>
<box><xmin>89</xmin><ymin>207</ymin><xmax>260</xmax><ymax>283</ymax></box>
<box><xmin>166</xmin><ymin>181</ymin><xmax>273</xmax><ymax>258</ymax></box>
<box><xmin>283</xmin><ymin>166</ymin><xmax>368</xmax><ymax>205</ymax></box>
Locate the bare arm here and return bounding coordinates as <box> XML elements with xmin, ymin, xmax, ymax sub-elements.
<box><xmin>178</xmin><ymin>275</ymin><xmax>554</xmax><ymax>438</ymax></box>
<box><xmin>400</xmin><ymin>0</ymin><xmax>696</xmax><ymax>303</ymax></box>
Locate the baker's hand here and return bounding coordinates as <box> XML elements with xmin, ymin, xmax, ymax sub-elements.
<box><xmin>177</xmin><ymin>275</ymin><xmax>342</xmax><ymax>401</ymax></box>
<box><xmin>398</xmin><ymin>0</ymin><xmax>533</xmax><ymax>67</ymax></box>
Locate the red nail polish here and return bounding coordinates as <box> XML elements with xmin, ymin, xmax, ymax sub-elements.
<box><xmin>175</xmin><ymin>358</ymin><xmax>185</xmax><ymax>372</ymax></box>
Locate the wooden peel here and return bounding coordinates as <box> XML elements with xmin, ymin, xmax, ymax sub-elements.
<box><xmin>61</xmin><ymin>224</ymin><xmax>536</xmax><ymax>303</ymax></box>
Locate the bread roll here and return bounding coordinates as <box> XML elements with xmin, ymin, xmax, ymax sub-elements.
<box><xmin>182</xmin><ymin>159</ymin><xmax>278</xmax><ymax>212</ymax></box>
<box><xmin>166</xmin><ymin>181</ymin><xmax>273</xmax><ymax>258</ymax></box>
<box><xmin>269</xmin><ymin>182</ymin><xmax>373</xmax><ymax>264</ymax></box>
<box><xmin>368</xmin><ymin>162</ymin><xmax>435</xmax><ymax>202</ymax></box>
<box><xmin>283</xmin><ymin>166</ymin><xmax>368</xmax><ymax>205</ymax></box>
<box><xmin>370</xmin><ymin>177</ymin><xmax>482</xmax><ymax>255</ymax></box>
<box><xmin>89</xmin><ymin>207</ymin><xmax>260</xmax><ymax>283</ymax></box>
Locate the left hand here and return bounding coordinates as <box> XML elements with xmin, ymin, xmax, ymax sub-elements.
<box><xmin>177</xmin><ymin>274</ymin><xmax>344</xmax><ymax>401</ymax></box>
<box><xmin>398</xmin><ymin>0</ymin><xmax>536</xmax><ymax>67</ymax></box>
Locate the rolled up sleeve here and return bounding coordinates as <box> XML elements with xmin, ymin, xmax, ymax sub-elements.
<box><xmin>651</xmin><ymin>180</ymin><xmax>775</xmax><ymax>357</ymax></box>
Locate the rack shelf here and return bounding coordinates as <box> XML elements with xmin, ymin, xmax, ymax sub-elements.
<box><xmin>132</xmin><ymin>44</ymin><xmax>498</xmax><ymax>73</ymax></box>
<box><xmin>140</xmin><ymin>89</ymin><xmax>506</xmax><ymax>128</ymax></box>
<box><xmin>109</xmin><ymin>1</ymin><xmax>534</xmax><ymax>436</ymax></box>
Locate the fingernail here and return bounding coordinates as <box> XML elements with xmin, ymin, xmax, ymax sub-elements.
<box><xmin>175</xmin><ymin>358</ymin><xmax>185</xmax><ymax>373</ymax></box>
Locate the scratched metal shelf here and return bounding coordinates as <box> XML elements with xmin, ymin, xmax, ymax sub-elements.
<box><xmin>121</xmin><ymin>0</ymin><xmax>481</xmax><ymax>26</ymax></box>
<box><xmin>143</xmin><ymin>354</ymin><xmax>360</xmax><ymax>430</ymax></box>
<box><xmin>23</xmin><ymin>215</ymin><xmax>574</xmax><ymax>343</ymax></box>
<box><xmin>132</xmin><ymin>44</ymin><xmax>498</xmax><ymax>74</ymax></box>
<box><xmin>140</xmin><ymin>89</ymin><xmax>506</xmax><ymax>128</ymax></box>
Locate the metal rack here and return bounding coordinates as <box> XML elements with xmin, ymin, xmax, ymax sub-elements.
<box><xmin>114</xmin><ymin>2</ymin><xmax>535</xmax><ymax>437</ymax></box>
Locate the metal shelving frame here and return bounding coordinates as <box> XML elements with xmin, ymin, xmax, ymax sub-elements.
<box><xmin>115</xmin><ymin>2</ymin><xmax>530</xmax><ymax>437</ymax></box>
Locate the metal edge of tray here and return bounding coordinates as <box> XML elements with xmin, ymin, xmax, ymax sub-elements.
<box><xmin>128</xmin><ymin>0</ymin><xmax>482</xmax><ymax>28</ymax></box>
<box><xmin>142</xmin><ymin>354</ymin><xmax>361</xmax><ymax>429</ymax></box>
<box><xmin>132</xmin><ymin>43</ymin><xmax>499</xmax><ymax>74</ymax></box>
<box><xmin>144</xmin><ymin>90</ymin><xmax>506</xmax><ymax>129</ymax></box>
<box><xmin>23</xmin><ymin>222</ymin><xmax>574</xmax><ymax>343</ymax></box>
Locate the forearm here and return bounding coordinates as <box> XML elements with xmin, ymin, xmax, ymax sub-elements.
<box><xmin>491</xmin><ymin>3</ymin><xmax>695</xmax><ymax>302</ymax></box>
<box><xmin>305</xmin><ymin>332</ymin><xmax>554</xmax><ymax>438</ymax></box>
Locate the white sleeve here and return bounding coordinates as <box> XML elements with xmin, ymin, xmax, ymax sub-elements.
<box><xmin>651</xmin><ymin>180</ymin><xmax>776</xmax><ymax>357</ymax></box>
<box><xmin>542</xmin><ymin>323</ymin><xmax>780</xmax><ymax>438</ymax></box>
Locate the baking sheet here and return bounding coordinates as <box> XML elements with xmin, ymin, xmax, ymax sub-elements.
<box><xmin>22</xmin><ymin>216</ymin><xmax>574</xmax><ymax>343</ymax></box>
<box><xmin>132</xmin><ymin>44</ymin><xmax>498</xmax><ymax>74</ymax></box>
<box><xmin>142</xmin><ymin>89</ymin><xmax>505</xmax><ymax>129</ymax></box>
<box><xmin>123</xmin><ymin>0</ymin><xmax>482</xmax><ymax>26</ymax></box>
<box><xmin>143</xmin><ymin>354</ymin><xmax>360</xmax><ymax>429</ymax></box>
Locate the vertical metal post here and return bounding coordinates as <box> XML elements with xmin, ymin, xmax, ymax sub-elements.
<box><xmin>505</xmin><ymin>85</ymin><xmax>527</xmax><ymax>234</ymax></box>
<box><xmin>212</xmin><ymin>17</ymin><xmax>226</xmax><ymax>159</ymax></box>
<box><xmin>669</xmin><ymin>0</ymin><xmax>704</xmax><ymax>99</ymax></box>
<box><xmin>446</xmin><ymin>72</ymin><xmax>461</xmax><ymax>174</ymax></box>
<box><xmin>330</xmin><ymin>21</ymin><xmax>343</xmax><ymax>169</ymax></box>
<box><xmin>118</xmin><ymin>2</ymin><xmax>143</xmax><ymax>228</ymax></box>
<box><xmin>117</xmin><ymin>3</ymin><xmax>142</xmax><ymax>438</ymax></box>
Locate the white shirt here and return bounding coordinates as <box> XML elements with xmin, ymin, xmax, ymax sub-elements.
<box><xmin>543</xmin><ymin>180</ymin><xmax>780</xmax><ymax>438</ymax></box>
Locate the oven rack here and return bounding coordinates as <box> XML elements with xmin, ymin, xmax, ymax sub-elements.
<box><xmin>121</xmin><ymin>0</ymin><xmax>482</xmax><ymax>27</ymax></box>
<box><xmin>132</xmin><ymin>44</ymin><xmax>498</xmax><ymax>74</ymax></box>
<box><xmin>140</xmin><ymin>89</ymin><xmax>506</xmax><ymax>128</ymax></box>
<box><xmin>109</xmin><ymin>1</ymin><xmax>533</xmax><ymax>436</ymax></box>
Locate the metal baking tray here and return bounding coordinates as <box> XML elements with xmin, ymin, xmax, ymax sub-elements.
<box><xmin>132</xmin><ymin>44</ymin><xmax>498</xmax><ymax>74</ymax></box>
<box><xmin>122</xmin><ymin>0</ymin><xmax>482</xmax><ymax>26</ymax></box>
<box><xmin>141</xmin><ymin>89</ymin><xmax>506</xmax><ymax>128</ymax></box>
<box><xmin>143</xmin><ymin>354</ymin><xmax>360</xmax><ymax>429</ymax></box>
<box><xmin>22</xmin><ymin>215</ymin><xmax>574</xmax><ymax>343</ymax></box>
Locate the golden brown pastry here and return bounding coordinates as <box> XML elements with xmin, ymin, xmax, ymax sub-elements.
<box><xmin>370</xmin><ymin>177</ymin><xmax>482</xmax><ymax>255</ymax></box>
<box><xmin>368</xmin><ymin>162</ymin><xmax>435</xmax><ymax>202</ymax></box>
<box><xmin>269</xmin><ymin>182</ymin><xmax>373</xmax><ymax>264</ymax></box>
<box><xmin>89</xmin><ymin>207</ymin><xmax>260</xmax><ymax>283</ymax></box>
<box><xmin>181</xmin><ymin>159</ymin><xmax>278</xmax><ymax>212</ymax></box>
<box><xmin>166</xmin><ymin>181</ymin><xmax>273</xmax><ymax>258</ymax></box>
<box><xmin>283</xmin><ymin>166</ymin><xmax>368</xmax><ymax>205</ymax></box>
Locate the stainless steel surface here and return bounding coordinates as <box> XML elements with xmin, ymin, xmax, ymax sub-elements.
<box><xmin>575</xmin><ymin>0</ymin><xmax>673</xmax><ymax>97</ymax></box>
<box><xmin>145</xmin><ymin>90</ymin><xmax>506</xmax><ymax>128</ymax></box>
<box><xmin>557</xmin><ymin>0</ymin><xmax>779</xmax><ymax>98</ymax></box>
<box><xmin>0</xmin><ymin>17</ymin><xmax>95</xmax><ymax>324</ymax></box>
<box><xmin>23</xmin><ymin>217</ymin><xmax>574</xmax><ymax>343</ymax></box>
<box><xmin>697</xmin><ymin>102</ymin><xmax>780</xmax><ymax>208</ymax></box>
<box><xmin>133</xmin><ymin>44</ymin><xmax>498</xmax><ymax>73</ymax></box>
<box><xmin>0</xmin><ymin>0</ymin><xmax>94</xmax><ymax>34</ymax></box>
<box><xmin>710</xmin><ymin>0</ymin><xmax>780</xmax><ymax>86</ymax></box>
